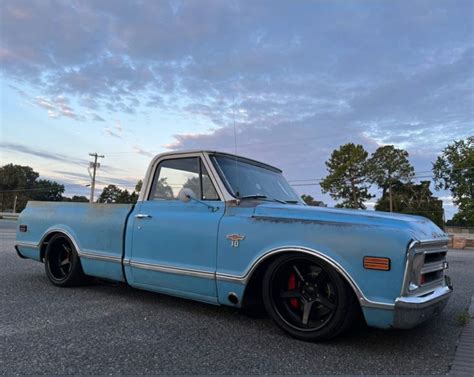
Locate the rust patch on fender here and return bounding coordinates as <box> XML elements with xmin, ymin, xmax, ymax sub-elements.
<box><xmin>251</xmin><ymin>215</ymin><xmax>374</xmax><ymax>228</ymax></box>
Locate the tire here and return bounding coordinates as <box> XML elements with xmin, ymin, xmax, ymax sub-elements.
<box><xmin>44</xmin><ymin>234</ymin><xmax>86</xmax><ymax>287</ymax></box>
<box><xmin>262</xmin><ymin>253</ymin><xmax>357</xmax><ymax>341</ymax></box>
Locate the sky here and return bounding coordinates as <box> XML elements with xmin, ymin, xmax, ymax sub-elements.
<box><xmin>0</xmin><ymin>0</ymin><xmax>472</xmax><ymax>218</ymax></box>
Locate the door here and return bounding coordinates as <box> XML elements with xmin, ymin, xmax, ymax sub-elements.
<box><xmin>128</xmin><ymin>156</ymin><xmax>224</xmax><ymax>303</ymax></box>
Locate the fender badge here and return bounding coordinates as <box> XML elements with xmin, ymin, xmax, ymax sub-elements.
<box><xmin>227</xmin><ymin>234</ymin><xmax>245</xmax><ymax>248</ymax></box>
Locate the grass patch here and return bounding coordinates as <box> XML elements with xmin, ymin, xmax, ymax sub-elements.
<box><xmin>457</xmin><ymin>310</ymin><xmax>471</xmax><ymax>326</ymax></box>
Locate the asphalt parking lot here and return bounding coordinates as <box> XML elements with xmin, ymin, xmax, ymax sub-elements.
<box><xmin>1</xmin><ymin>219</ymin><xmax>473</xmax><ymax>375</ymax></box>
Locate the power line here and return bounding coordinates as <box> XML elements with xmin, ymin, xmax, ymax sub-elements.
<box><xmin>288</xmin><ymin>166</ymin><xmax>474</xmax><ymax>186</ymax></box>
<box><xmin>0</xmin><ymin>187</ymin><xmax>63</xmax><ymax>193</ymax></box>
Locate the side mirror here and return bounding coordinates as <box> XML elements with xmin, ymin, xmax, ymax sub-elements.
<box><xmin>178</xmin><ymin>188</ymin><xmax>196</xmax><ymax>203</ymax></box>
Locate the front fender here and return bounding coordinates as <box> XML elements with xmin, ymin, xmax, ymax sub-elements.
<box><xmin>215</xmin><ymin>208</ymin><xmax>412</xmax><ymax>311</ymax></box>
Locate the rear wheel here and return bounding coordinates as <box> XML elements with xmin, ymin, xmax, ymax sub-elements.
<box><xmin>44</xmin><ymin>234</ymin><xmax>86</xmax><ymax>287</ymax></box>
<box><xmin>262</xmin><ymin>253</ymin><xmax>357</xmax><ymax>341</ymax></box>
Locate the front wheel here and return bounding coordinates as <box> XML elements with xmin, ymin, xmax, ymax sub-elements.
<box><xmin>262</xmin><ymin>254</ymin><xmax>357</xmax><ymax>341</ymax></box>
<box><xmin>44</xmin><ymin>234</ymin><xmax>86</xmax><ymax>287</ymax></box>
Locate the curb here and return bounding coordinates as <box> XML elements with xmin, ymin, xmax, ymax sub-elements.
<box><xmin>449</xmin><ymin>295</ymin><xmax>474</xmax><ymax>376</ymax></box>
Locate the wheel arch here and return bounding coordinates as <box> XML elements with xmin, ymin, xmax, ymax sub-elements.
<box><xmin>241</xmin><ymin>247</ymin><xmax>366</xmax><ymax>311</ymax></box>
<box><xmin>39</xmin><ymin>228</ymin><xmax>80</xmax><ymax>262</ymax></box>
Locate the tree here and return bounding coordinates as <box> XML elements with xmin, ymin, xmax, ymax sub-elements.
<box><xmin>135</xmin><ymin>180</ymin><xmax>143</xmax><ymax>193</ymax></box>
<box><xmin>433</xmin><ymin>136</ymin><xmax>474</xmax><ymax>226</ymax></box>
<box><xmin>446</xmin><ymin>209</ymin><xmax>474</xmax><ymax>227</ymax></box>
<box><xmin>368</xmin><ymin>145</ymin><xmax>414</xmax><ymax>212</ymax></box>
<box><xmin>320</xmin><ymin>143</ymin><xmax>373</xmax><ymax>209</ymax></box>
<box><xmin>0</xmin><ymin>164</ymin><xmax>39</xmax><ymax>211</ymax></box>
<box><xmin>0</xmin><ymin>164</ymin><xmax>64</xmax><ymax>212</ymax></box>
<box><xmin>375</xmin><ymin>180</ymin><xmax>444</xmax><ymax>227</ymax></box>
<box><xmin>97</xmin><ymin>185</ymin><xmax>140</xmax><ymax>203</ymax></box>
<box><xmin>63</xmin><ymin>195</ymin><xmax>89</xmax><ymax>202</ymax></box>
<box><xmin>98</xmin><ymin>185</ymin><xmax>127</xmax><ymax>203</ymax></box>
<box><xmin>29</xmin><ymin>179</ymin><xmax>65</xmax><ymax>202</ymax></box>
<box><xmin>301</xmin><ymin>194</ymin><xmax>325</xmax><ymax>207</ymax></box>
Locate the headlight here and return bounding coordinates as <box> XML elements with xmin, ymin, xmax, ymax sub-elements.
<box><xmin>408</xmin><ymin>252</ymin><xmax>425</xmax><ymax>291</ymax></box>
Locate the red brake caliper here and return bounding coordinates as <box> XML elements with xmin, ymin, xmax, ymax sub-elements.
<box><xmin>288</xmin><ymin>272</ymin><xmax>299</xmax><ymax>309</ymax></box>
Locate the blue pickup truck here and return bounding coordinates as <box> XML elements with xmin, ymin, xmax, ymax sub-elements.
<box><xmin>15</xmin><ymin>150</ymin><xmax>452</xmax><ymax>341</ymax></box>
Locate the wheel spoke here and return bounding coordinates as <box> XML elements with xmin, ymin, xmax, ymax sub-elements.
<box><xmin>302</xmin><ymin>300</ymin><xmax>314</xmax><ymax>325</ymax></box>
<box><xmin>62</xmin><ymin>243</ymin><xmax>71</xmax><ymax>253</ymax></box>
<box><xmin>316</xmin><ymin>295</ymin><xmax>336</xmax><ymax>310</ymax></box>
<box><xmin>292</xmin><ymin>265</ymin><xmax>306</xmax><ymax>283</ymax></box>
<box><xmin>60</xmin><ymin>258</ymin><xmax>70</xmax><ymax>267</ymax></box>
<box><xmin>280</xmin><ymin>290</ymin><xmax>302</xmax><ymax>299</ymax></box>
<box><xmin>313</xmin><ymin>270</ymin><xmax>328</xmax><ymax>285</ymax></box>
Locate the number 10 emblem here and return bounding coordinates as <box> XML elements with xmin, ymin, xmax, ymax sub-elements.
<box><xmin>226</xmin><ymin>234</ymin><xmax>245</xmax><ymax>248</ymax></box>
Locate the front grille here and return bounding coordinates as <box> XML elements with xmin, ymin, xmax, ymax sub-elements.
<box><xmin>404</xmin><ymin>240</ymin><xmax>449</xmax><ymax>296</ymax></box>
<box><xmin>424</xmin><ymin>250</ymin><xmax>447</xmax><ymax>264</ymax></box>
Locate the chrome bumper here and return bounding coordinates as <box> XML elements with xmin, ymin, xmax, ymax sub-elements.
<box><xmin>393</xmin><ymin>285</ymin><xmax>452</xmax><ymax>329</ymax></box>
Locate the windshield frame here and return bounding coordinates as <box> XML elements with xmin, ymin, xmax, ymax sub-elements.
<box><xmin>210</xmin><ymin>153</ymin><xmax>303</xmax><ymax>205</ymax></box>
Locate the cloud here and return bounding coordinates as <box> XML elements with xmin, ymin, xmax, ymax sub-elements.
<box><xmin>104</xmin><ymin>127</ymin><xmax>122</xmax><ymax>139</ymax></box>
<box><xmin>1</xmin><ymin>142</ymin><xmax>89</xmax><ymax>166</ymax></box>
<box><xmin>133</xmin><ymin>145</ymin><xmax>154</xmax><ymax>158</ymax></box>
<box><xmin>34</xmin><ymin>96</ymin><xmax>82</xmax><ymax>120</ymax></box>
<box><xmin>53</xmin><ymin>170</ymin><xmax>139</xmax><ymax>190</ymax></box>
<box><xmin>1</xmin><ymin>0</ymin><xmax>472</xmax><ymax>214</ymax></box>
<box><xmin>91</xmin><ymin>113</ymin><xmax>106</xmax><ymax>122</ymax></box>
<box><xmin>103</xmin><ymin>121</ymin><xmax>125</xmax><ymax>139</ymax></box>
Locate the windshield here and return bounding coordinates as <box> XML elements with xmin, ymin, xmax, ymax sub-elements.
<box><xmin>212</xmin><ymin>155</ymin><xmax>302</xmax><ymax>204</ymax></box>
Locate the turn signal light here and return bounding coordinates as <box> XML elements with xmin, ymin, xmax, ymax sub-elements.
<box><xmin>363</xmin><ymin>256</ymin><xmax>391</xmax><ymax>271</ymax></box>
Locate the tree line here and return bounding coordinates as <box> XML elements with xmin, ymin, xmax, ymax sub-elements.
<box><xmin>300</xmin><ymin>137</ymin><xmax>473</xmax><ymax>227</ymax></box>
<box><xmin>0</xmin><ymin>164</ymin><xmax>140</xmax><ymax>212</ymax></box>
<box><xmin>1</xmin><ymin>137</ymin><xmax>472</xmax><ymax>226</ymax></box>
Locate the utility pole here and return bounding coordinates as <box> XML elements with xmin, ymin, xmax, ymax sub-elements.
<box><xmin>13</xmin><ymin>194</ymin><xmax>18</xmax><ymax>213</ymax></box>
<box><xmin>88</xmin><ymin>153</ymin><xmax>104</xmax><ymax>203</ymax></box>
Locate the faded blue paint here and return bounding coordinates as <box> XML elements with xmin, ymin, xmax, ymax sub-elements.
<box><xmin>215</xmin><ymin>204</ymin><xmax>445</xmax><ymax>307</ymax></box>
<box><xmin>80</xmin><ymin>259</ymin><xmax>125</xmax><ymax>282</ymax></box>
<box><xmin>362</xmin><ymin>307</ymin><xmax>395</xmax><ymax>328</ymax></box>
<box><xmin>124</xmin><ymin>199</ymin><xmax>223</xmax><ymax>303</ymax></box>
<box><xmin>16</xmin><ymin>244</ymin><xmax>41</xmax><ymax>261</ymax></box>
<box><xmin>16</xmin><ymin>201</ymin><xmax>133</xmax><ymax>281</ymax></box>
<box><xmin>15</xmin><ymin>190</ymin><xmax>449</xmax><ymax>330</ymax></box>
<box><xmin>130</xmin><ymin>269</ymin><xmax>218</xmax><ymax>305</ymax></box>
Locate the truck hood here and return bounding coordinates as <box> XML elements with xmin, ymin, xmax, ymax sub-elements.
<box><xmin>252</xmin><ymin>203</ymin><xmax>448</xmax><ymax>242</ymax></box>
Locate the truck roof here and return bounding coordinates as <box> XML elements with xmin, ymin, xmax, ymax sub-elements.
<box><xmin>156</xmin><ymin>150</ymin><xmax>283</xmax><ymax>173</ymax></box>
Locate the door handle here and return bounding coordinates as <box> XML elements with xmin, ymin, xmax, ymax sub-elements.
<box><xmin>135</xmin><ymin>214</ymin><xmax>152</xmax><ymax>219</ymax></box>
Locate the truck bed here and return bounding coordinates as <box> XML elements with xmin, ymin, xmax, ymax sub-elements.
<box><xmin>16</xmin><ymin>201</ymin><xmax>134</xmax><ymax>281</ymax></box>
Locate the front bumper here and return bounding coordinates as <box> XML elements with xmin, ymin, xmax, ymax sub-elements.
<box><xmin>393</xmin><ymin>285</ymin><xmax>452</xmax><ymax>329</ymax></box>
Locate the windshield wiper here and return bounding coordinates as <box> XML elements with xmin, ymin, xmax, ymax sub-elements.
<box><xmin>238</xmin><ymin>195</ymin><xmax>287</xmax><ymax>205</ymax></box>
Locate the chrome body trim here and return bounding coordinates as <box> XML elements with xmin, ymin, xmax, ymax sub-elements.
<box><xmin>216</xmin><ymin>246</ymin><xmax>395</xmax><ymax>310</ymax></box>
<box><xmin>135</xmin><ymin>214</ymin><xmax>152</xmax><ymax>219</ymax></box>
<box><xmin>393</xmin><ymin>285</ymin><xmax>452</xmax><ymax>329</ymax></box>
<box><xmin>14</xmin><ymin>241</ymin><xmax>38</xmax><ymax>249</ymax></box>
<box><xmin>20</xmin><ymin>228</ymin><xmax>123</xmax><ymax>264</ymax></box>
<box><xmin>400</xmin><ymin>239</ymin><xmax>449</xmax><ymax>296</ymax></box>
<box><xmin>38</xmin><ymin>228</ymin><xmax>81</xmax><ymax>252</ymax></box>
<box><xmin>15</xmin><ymin>245</ymin><xmax>27</xmax><ymax>259</ymax></box>
<box><xmin>421</xmin><ymin>261</ymin><xmax>447</xmax><ymax>274</ymax></box>
<box><xmin>395</xmin><ymin>285</ymin><xmax>452</xmax><ymax>307</ymax></box>
<box><xmin>129</xmin><ymin>261</ymin><xmax>215</xmax><ymax>279</ymax></box>
<box><xmin>138</xmin><ymin>151</ymin><xmax>235</xmax><ymax>203</ymax></box>
<box><xmin>78</xmin><ymin>250</ymin><xmax>122</xmax><ymax>263</ymax></box>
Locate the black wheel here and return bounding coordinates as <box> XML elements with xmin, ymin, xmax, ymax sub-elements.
<box><xmin>262</xmin><ymin>253</ymin><xmax>357</xmax><ymax>341</ymax></box>
<box><xmin>44</xmin><ymin>234</ymin><xmax>86</xmax><ymax>287</ymax></box>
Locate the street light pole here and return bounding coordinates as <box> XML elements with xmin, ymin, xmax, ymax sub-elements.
<box><xmin>88</xmin><ymin>153</ymin><xmax>104</xmax><ymax>203</ymax></box>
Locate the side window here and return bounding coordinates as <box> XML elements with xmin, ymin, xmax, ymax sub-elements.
<box><xmin>149</xmin><ymin>157</ymin><xmax>219</xmax><ymax>201</ymax></box>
